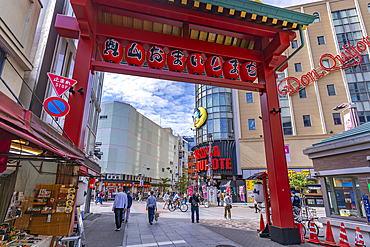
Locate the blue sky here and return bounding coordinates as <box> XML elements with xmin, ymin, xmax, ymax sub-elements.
<box><xmin>101</xmin><ymin>0</ymin><xmax>320</xmax><ymax>136</ymax></box>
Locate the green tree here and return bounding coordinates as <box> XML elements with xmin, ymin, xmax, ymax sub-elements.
<box><xmin>289</xmin><ymin>173</ymin><xmax>313</xmax><ymax>196</ymax></box>
<box><xmin>158</xmin><ymin>177</ymin><xmax>170</xmax><ymax>193</ymax></box>
<box><xmin>174</xmin><ymin>174</ymin><xmax>189</xmax><ymax>194</ymax></box>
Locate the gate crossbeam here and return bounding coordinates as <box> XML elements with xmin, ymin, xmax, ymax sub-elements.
<box><xmin>91</xmin><ymin>60</ymin><xmax>265</xmax><ymax>92</ymax></box>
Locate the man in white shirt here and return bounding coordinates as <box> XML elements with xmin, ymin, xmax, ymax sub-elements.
<box><xmin>112</xmin><ymin>188</ymin><xmax>127</xmax><ymax>231</ymax></box>
<box><xmin>163</xmin><ymin>191</ymin><xmax>170</xmax><ymax>209</ymax></box>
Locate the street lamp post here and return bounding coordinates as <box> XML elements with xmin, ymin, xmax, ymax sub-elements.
<box><xmin>138</xmin><ymin>165</ymin><xmax>150</xmax><ymax>196</ymax></box>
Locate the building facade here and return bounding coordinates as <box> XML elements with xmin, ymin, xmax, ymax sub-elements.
<box><xmin>238</xmin><ymin>0</ymin><xmax>370</xmax><ymax>177</ymax></box>
<box><xmin>304</xmin><ymin>121</ymin><xmax>370</xmax><ymax>245</ymax></box>
<box><xmin>96</xmin><ymin>101</ymin><xmax>178</xmax><ymax>193</ymax></box>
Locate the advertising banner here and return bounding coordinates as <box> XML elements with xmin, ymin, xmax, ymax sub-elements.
<box><xmin>189</xmin><ymin>186</ymin><xmax>193</xmax><ymax>197</ymax></box>
<box><xmin>362</xmin><ymin>194</ymin><xmax>370</xmax><ymax>223</ymax></box>
<box><xmin>239</xmin><ymin>186</ymin><xmax>245</xmax><ymax>202</ymax></box>
<box><xmin>208</xmin><ymin>187</ymin><xmax>216</xmax><ymax>206</ymax></box>
<box><xmin>202</xmin><ymin>185</ymin><xmax>207</xmax><ymax>199</ymax></box>
<box><xmin>344</xmin><ymin>112</ymin><xmax>353</xmax><ymax>131</ymax></box>
<box><xmin>226</xmin><ymin>186</ymin><xmax>230</xmax><ymax>195</ymax></box>
<box><xmin>285</xmin><ymin>145</ymin><xmax>291</xmax><ymax>162</ymax></box>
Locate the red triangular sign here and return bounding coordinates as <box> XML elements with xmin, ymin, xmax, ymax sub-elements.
<box><xmin>47</xmin><ymin>72</ymin><xmax>77</xmax><ymax>96</ymax></box>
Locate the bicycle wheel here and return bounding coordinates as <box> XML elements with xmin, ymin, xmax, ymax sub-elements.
<box><xmin>168</xmin><ymin>203</ymin><xmax>175</xmax><ymax>212</ymax></box>
<box><xmin>180</xmin><ymin>204</ymin><xmax>188</xmax><ymax>212</ymax></box>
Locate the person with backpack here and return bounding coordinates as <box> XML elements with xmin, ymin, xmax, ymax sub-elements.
<box><xmin>189</xmin><ymin>193</ymin><xmax>200</xmax><ymax>223</ymax></box>
<box><xmin>123</xmin><ymin>191</ymin><xmax>133</xmax><ymax>222</ymax></box>
<box><xmin>291</xmin><ymin>191</ymin><xmax>301</xmax><ymax>208</ymax></box>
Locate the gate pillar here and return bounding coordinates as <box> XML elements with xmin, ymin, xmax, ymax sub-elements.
<box><xmin>63</xmin><ymin>36</ymin><xmax>95</xmax><ymax>150</ymax></box>
<box><xmin>258</xmin><ymin>65</ymin><xmax>300</xmax><ymax>245</ymax></box>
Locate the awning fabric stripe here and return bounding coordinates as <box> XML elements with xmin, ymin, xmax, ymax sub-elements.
<box><xmin>0</xmin><ymin>91</ymin><xmax>84</xmax><ymax>160</ymax></box>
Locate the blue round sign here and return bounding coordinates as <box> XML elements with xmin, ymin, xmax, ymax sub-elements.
<box><xmin>43</xmin><ymin>96</ymin><xmax>70</xmax><ymax>117</ymax></box>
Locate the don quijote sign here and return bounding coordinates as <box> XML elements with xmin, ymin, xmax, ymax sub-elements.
<box><xmin>278</xmin><ymin>36</ymin><xmax>370</xmax><ymax>96</ymax></box>
<box><xmin>194</xmin><ymin>141</ymin><xmax>237</xmax><ymax>175</ymax></box>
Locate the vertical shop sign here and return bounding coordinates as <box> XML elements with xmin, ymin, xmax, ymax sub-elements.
<box><xmin>285</xmin><ymin>145</ymin><xmax>291</xmax><ymax>162</ymax></box>
<box><xmin>208</xmin><ymin>187</ymin><xmax>216</xmax><ymax>205</ymax></box>
<box><xmin>239</xmin><ymin>186</ymin><xmax>245</xmax><ymax>202</ymax></box>
<box><xmin>246</xmin><ymin>180</ymin><xmax>254</xmax><ymax>203</ymax></box>
<box><xmin>362</xmin><ymin>194</ymin><xmax>370</xmax><ymax>223</ymax></box>
<box><xmin>202</xmin><ymin>185</ymin><xmax>207</xmax><ymax>199</ymax></box>
<box><xmin>189</xmin><ymin>186</ymin><xmax>193</xmax><ymax>197</ymax></box>
<box><xmin>226</xmin><ymin>186</ymin><xmax>230</xmax><ymax>195</ymax></box>
<box><xmin>344</xmin><ymin>113</ymin><xmax>353</xmax><ymax>131</ymax></box>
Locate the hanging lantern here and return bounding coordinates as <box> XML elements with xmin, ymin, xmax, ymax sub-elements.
<box><xmin>102</xmin><ymin>39</ymin><xmax>123</xmax><ymax>63</ymax></box>
<box><xmin>240</xmin><ymin>62</ymin><xmax>257</xmax><ymax>82</ymax></box>
<box><xmin>125</xmin><ymin>42</ymin><xmax>145</xmax><ymax>67</ymax></box>
<box><xmin>147</xmin><ymin>46</ymin><xmax>166</xmax><ymax>69</ymax></box>
<box><xmin>186</xmin><ymin>53</ymin><xmax>205</xmax><ymax>75</ymax></box>
<box><xmin>205</xmin><ymin>56</ymin><xmax>223</xmax><ymax>78</ymax></box>
<box><xmin>167</xmin><ymin>50</ymin><xmax>186</xmax><ymax>72</ymax></box>
<box><xmin>223</xmin><ymin>59</ymin><xmax>240</xmax><ymax>80</ymax></box>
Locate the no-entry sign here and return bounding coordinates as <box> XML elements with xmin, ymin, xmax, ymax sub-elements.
<box><xmin>43</xmin><ymin>96</ymin><xmax>70</xmax><ymax>117</ymax></box>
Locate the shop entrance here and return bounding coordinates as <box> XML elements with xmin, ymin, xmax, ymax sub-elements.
<box><xmin>55</xmin><ymin>0</ymin><xmax>315</xmax><ymax>244</ymax></box>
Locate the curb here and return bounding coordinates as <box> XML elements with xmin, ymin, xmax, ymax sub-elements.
<box><xmin>122</xmin><ymin>221</ymin><xmax>128</xmax><ymax>247</ymax></box>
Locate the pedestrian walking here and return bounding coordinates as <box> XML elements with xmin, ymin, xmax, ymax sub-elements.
<box><xmin>163</xmin><ymin>191</ymin><xmax>170</xmax><ymax>209</ymax></box>
<box><xmin>254</xmin><ymin>199</ymin><xmax>262</xmax><ymax>213</ymax></box>
<box><xmin>146</xmin><ymin>191</ymin><xmax>157</xmax><ymax>225</ymax></box>
<box><xmin>112</xmin><ymin>187</ymin><xmax>127</xmax><ymax>231</ymax></box>
<box><xmin>189</xmin><ymin>193</ymin><xmax>200</xmax><ymax>223</ymax></box>
<box><xmin>224</xmin><ymin>193</ymin><xmax>232</xmax><ymax>220</ymax></box>
<box><xmin>138</xmin><ymin>191</ymin><xmax>143</xmax><ymax>203</ymax></box>
<box><xmin>217</xmin><ymin>191</ymin><xmax>221</xmax><ymax>206</ymax></box>
<box><xmin>123</xmin><ymin>191</ymin><xmax>133</xmax><ymax>222</ymax></box>
<box><xmin>183</xmin><ymin>191</ymin><xmax>188</xmax><ymax>204</ymax></box>
<box><xmin>220</xmin><ymin>191</ymin><xmax>225</xmax><ymax>206</ymax></box>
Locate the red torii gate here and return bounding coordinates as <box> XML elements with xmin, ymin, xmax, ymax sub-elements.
<box><xmin>56</xmin><ymin>0</ymin><xmax>315</xmax><ymax>244</ymax></box>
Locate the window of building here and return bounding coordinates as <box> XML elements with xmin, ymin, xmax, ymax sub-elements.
<box><xmin>327</xmin><ymin>84</ymin><xmax>336</xmax><ymax>96</ymax></box>
<box><xmin>282</xmin><ymin>117</ymin><xmax>293</xmax><ymax>136</ymax></box>
<box><xmin>299</xmin><ymin>88</ymin><xmax>307</xmax><ymax>98</ymax></box>
<box><xmin>294</xmin><ymin>63</ymin><xmax>302</xmax><ymax>72</ymax></box>
<box><xmin>321</xmin><ymin>59</ymin><xmax>330</xmax><ymax>69</ymax></box>
<box><xmin>0</xmin><ymin>47</ymin><xmax>5</xmax><ymax>76</ymax></box>
<box><xmin>99</xmin><ymin>115</ymin><xmax>107</xmax><ymax>119</ymax></box>
<box><xmin>368</xmin><ymin>3</ymin><xmax>370</xmax><ymax>13</ymax></box>
<box><xmin>248</xmin><ymin>119</ymin><xmax>255</xmax><ymax>130</ymax></box>
<box><xmin>313</xmin><ymin>12</ymin><xmax>320</xmax><ymax>22</ymax></box>
<box><xmin>291</xmin><ymin>40</ymin><xmax>298</xmax><ymax>49</ymax></box>
<box><xmin>317</xmin><ymin>36</ymin><xmax>325</xmax><ymax>45</ymax></box>
<box><xmin>333</xmin><ymin>113</ymin><xmax>342</xmax><ymax>125</ymax></box>
<box><xmin>246</xmin><ymin>93</ymin><xmax>253</xmax><ymax>103</ymax></box>
<box><xmin>325</xmin><ymin>177</ymin><xmax>365</xmax><ymax>218</ymax></box>
<box><xmin>162</xmin><ymin>168</ymin><xmax>165</xmax><ymax>172</ymax></box>
<box><xmin>303</xmin><ymin>115</ymin><xmax>311</xmax><ymax>127</ymax></box>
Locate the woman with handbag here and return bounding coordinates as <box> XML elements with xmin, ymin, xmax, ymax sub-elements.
<box><xmin>146</xmin><ymin>191</ymin><xmax>157</xmax><ymax>225</ymax></box>
<box><xmin>224</xmin><ymin>193</ymin><xmax>232</xmax><ymax>220</ymax></box>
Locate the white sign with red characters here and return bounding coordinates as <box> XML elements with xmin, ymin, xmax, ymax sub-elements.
<box><xmin>47</xmin><ymin>72</ymin><xmax>77</xmax><ymax>96</ymax></box>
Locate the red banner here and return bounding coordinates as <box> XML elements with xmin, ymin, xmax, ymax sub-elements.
<box><xmin>189</xmin><ymin>186</ymin><xmax>193</xmax><ymax>197</ymax></box>
<box><xmin>88</xmin><ymin>178</ymin><xmax>95</xmax><ymax>189</ymax></box>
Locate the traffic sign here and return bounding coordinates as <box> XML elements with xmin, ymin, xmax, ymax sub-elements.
<box><xmin>43</xmin><ymin>96</ymin><xmax>70</xmax><ymax>117</ymax></box>
<box><xmin>47</xmin><ymin>72</ymin><xmax>77</xmax><ymax>96</ymax></box>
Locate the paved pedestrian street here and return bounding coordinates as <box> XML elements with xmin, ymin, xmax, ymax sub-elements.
<box><xmin>83</xmin><ymin>201</ymin><xmax>324</xmax><ymax>247</ymax></box>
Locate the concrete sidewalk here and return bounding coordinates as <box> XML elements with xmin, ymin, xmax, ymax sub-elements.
<box><xmin>124</xmin><ymin>214</ymin><xmax>243</xmax><ymax>247</ymax></box>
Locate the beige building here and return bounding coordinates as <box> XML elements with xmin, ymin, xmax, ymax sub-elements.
<box><xmin>0</xmin><ymin>0</ymin><xmax>42</xmax><ymax>103</ymax></box>
<box><xmin>239</xmin><ymin>0</ymin><xmax>369</xmax><ymax>176</ymax></box>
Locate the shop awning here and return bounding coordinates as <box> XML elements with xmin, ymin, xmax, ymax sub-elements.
<box><xmin>0</xmin><ymin>91</ymin><xmax>84</xmax><ymax>161</ymax></box>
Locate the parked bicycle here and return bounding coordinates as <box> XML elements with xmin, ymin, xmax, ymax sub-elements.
<box><xmin>199</xmin><ymin>196</ymin><xmax>209</xmax><ymax>208</ymax></box>
<box><xmin>293</xmin><ymin>206</ymin><xmax>321</xmax><ymax>237</ymax></box>
<box><xmin>168</xmin><ymin>199</ymin><xmax>188</xmax><ymax>212</ymax></box>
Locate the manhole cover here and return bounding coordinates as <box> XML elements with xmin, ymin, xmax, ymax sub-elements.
<box><xmin>216</xmin><ymin>245</ymin><xmax>235</xmax><ymax>247</ymax></box>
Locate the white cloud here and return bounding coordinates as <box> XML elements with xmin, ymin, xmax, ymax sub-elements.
<box><xmin>102</xmin><ymin>73</ymin><xmax>195</xmax><ymax>137</ymax></box>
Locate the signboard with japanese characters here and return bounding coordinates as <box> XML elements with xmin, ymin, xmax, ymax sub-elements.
<box><xmin>47</xmin><ymin>73</ymin><xmax>77</xmax><ymax>96</ymax></box>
